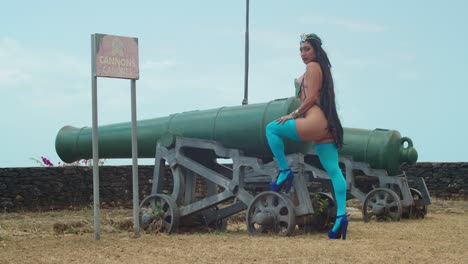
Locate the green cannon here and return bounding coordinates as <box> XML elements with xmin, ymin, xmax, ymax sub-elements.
<box><xmin>56</xmin><ymin>97</ymin><xmax>429</xmax><ymax>234</ymax></box>
<box><xmin>56</xmin><ymin>97</ymin><xmax>417</xmax><ymax>176</ymax></box>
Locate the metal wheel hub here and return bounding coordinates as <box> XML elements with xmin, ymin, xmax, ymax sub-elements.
<box><xmin>371</xmin><ymin>203</ymin><xmax>385</xmax><ymax>215</ymax></box>
<box><xmin>246</xmin><ymin>191</ymin><xmax>296</xmax><ymax>236</ymax></box>
<box><xmin>253</xmin><ymin>208</ymin><xmax>277</xmax><ymax>226</ymax></box>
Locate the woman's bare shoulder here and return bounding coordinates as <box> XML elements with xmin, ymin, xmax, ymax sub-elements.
<box><xmin>306</xmin><ymin>62</ymin><xmax>321</xmax><ymax>72</ymax></box>
<box><xmin>305</xmin><ymin>62</ymin><xmax>322</xmax><ymax>80</ymax></box>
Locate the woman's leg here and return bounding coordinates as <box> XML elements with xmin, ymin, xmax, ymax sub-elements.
<box><xmin>265</xmin><ymin>119</ymin><xmax>301</xmax><ymax>184</ymax></box>
<box><xmin>315</xmin><ymin>143</ymin><xmax>347</xmax><ymax>233</ymax></box>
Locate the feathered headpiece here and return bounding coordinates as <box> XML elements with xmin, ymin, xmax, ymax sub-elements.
<box><xmin>300</xmin><ymin>33</ymin><xmax>322</xmax><ymax>46</ymax></box>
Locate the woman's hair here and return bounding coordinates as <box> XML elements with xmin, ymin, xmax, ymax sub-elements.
<box><xmin>303</xmin><ymin>34</ymin><xmax>344</xmax><ymax>149</ymax></box>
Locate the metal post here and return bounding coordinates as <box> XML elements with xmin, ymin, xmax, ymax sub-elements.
<box><xmin>131</xmin><ymin>79</ymin><xmax>140</xmax><ymax>237</ymax></box>
<box><xmin>242</xmin><ymin>0</ymin><xmax>249</xmax><ymax>105</ymax></box>
<box><xmin>91</xmin><ymin>34</ymin><xmax>101</xmax><ymax>240</ymax></box>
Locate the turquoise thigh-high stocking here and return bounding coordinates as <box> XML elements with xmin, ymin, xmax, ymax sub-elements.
<box><xmin>265</xmin><ymin>119</ymin><xmax>301</xmax><ymax>184</ymax></box>
<box><xmin>315</xmin><ymin>143</ymin><xmax>347</xmax><ymax>232</ymax></box>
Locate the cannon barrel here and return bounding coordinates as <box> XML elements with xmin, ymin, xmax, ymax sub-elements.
<box><xmin>55</xmin><ymin>97</ymin><xmax>417</xmax><ymax>175</ymax></box>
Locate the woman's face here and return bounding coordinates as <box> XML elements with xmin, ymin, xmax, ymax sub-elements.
<box><xmin>300</xmin><ymin>41</ymin><xmax>316</xmax><ymax>64</ymax></box>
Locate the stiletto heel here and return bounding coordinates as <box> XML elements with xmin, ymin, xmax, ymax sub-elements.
<box><xmin>269</xmin><ymin>169</ymin><xmax>295</xmax><ymax>193</ymax></box>
<box><xmin>328</xmin><ymin>214</ymin><xmax>348</xmax><ymax>240</ymax></box>
<box><xmin>341</xmin><ymin>217</ymin><xmax>348</xmax><ymax>240</ymax></box>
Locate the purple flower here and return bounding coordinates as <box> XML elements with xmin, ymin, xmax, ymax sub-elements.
<box><xmin>41</xmin><ymin>156</ymin><xmax>54</xmax><ymax>167</ymax></box>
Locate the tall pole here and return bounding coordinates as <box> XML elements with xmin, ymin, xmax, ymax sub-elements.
<box><xmin>91</xmin><ymin>34</ymin><xmax>101</xmax><ymax>240</ymax></box>
<box><xmin>242</xmin><ymin>0</ymin><xmax>249</xmax><ymax>105</ymax></box>
<box><xmin>130</xmin><ymin>79</ymin><xmax>140</xmax><ymax>237</ymax></box>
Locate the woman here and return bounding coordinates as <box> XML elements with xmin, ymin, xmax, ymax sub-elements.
<box><xmin>265</xmin><ymin>33</ymin><xmax>347</xmax><ymax>240</ymax></box>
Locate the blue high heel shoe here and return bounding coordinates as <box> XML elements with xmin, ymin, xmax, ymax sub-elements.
<box><xmin>269</xmin><ymin>169</ymin><xmax>295</xmax><ymax>193</ymax></box>
<box><xmin>328</xmin><ymin>214</ymin><xmax>348</xmax><ymax>240</ymax></box>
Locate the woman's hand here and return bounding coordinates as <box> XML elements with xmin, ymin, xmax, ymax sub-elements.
<box><xmin>276</xmin><ymin>114</ymin><xmax>294</xmax><ymax>124</ymax></box>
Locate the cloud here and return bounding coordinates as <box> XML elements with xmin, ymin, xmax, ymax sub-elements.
<box><xmin>397</xmin><ymin>71</ymin><xmax>421</xmax><ymax>80</ymax></box>
<box><xmin>0</xmin><ymin>38</ymin><xmax>33</xmax><ymax>85</ymax></box>
<box><xmin>0</xmin><ymin>68</ymin><xmax>31</xmax><ymax>83</ymax></box>
<box><xmin>339</xmin><ymin>57</ymin><xmax>373</xmax><ymax>68</ymax></box>
<box><xmin>141</xmin><ymin>59</ymin><xmax>181</xmax><ymax>70</ymax></box>
<box><xmin>298</xmin><ymin>16</ymin><xmax>387</xmax><ymax>33</ymax></box>
<box><xmin>0</xmin><ymin>37</ymin><xmax>88</xmax><ymax>90</ymax></box>
<box><xmin>250</xmin><ymin>31</ymin><xmax>297</xmax><ymax>50</ymax></box>
<box><xmin>32</xmin><ymin>89</ymin><xmax>89</xmax><ymax>111</ymax></box>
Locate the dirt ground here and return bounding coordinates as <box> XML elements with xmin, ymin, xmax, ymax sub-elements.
<box><xmin>1</xmin><ymin>198</ymin><xmax>467</xmax><ymax>264</ymax></box>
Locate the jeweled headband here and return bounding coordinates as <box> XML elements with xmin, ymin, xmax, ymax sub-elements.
<box><xmin>300</xmin><ymin>33</ymin><xmax>322</xmax><ymax>46</ymax></box>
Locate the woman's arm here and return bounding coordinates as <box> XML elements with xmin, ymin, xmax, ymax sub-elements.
<box><xmin>291</xmin><ymin>62</ymin><xmax>322</xmax><ymax>118</ymax></box>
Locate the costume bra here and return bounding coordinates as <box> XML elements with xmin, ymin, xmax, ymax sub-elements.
<box><xmin>297</xmin><ymin>74</ymin><xmax>321</xmax><ymax>106</ymax></box>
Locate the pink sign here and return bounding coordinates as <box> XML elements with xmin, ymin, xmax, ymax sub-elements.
<box><xmin>94</xmin><ymin>34</ymin><xmax>139</xmax><ymax>79</ymax></box>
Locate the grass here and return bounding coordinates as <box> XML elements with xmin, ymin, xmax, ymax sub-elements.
<box><xmin>0</xmin><ymin>198</ymin><xmax>467</xmax><ymax>264</ymax></box>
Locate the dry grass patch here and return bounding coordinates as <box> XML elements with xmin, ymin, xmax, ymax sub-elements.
<box><xmin>0</xmin><ymin>198</ymin><xmax>467</xmax><ymax>264</ymax></box>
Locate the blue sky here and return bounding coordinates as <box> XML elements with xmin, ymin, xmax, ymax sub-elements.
<box><xmin>1</xmin><ymin>0</ymin><xmax>467</xmax><ymax>167</ymax></box>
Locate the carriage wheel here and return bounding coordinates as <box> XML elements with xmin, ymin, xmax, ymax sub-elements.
<box><xmin>362</xmin><ymin>188</ymin><xmax>402</xmax><ymax>222</ymax></box>
<box><xmin>402</xmin><ymin>188</ymin><xmax>428</xmax><ymax>219</ymax></box>
<box><xmin>140</xmin><ymin>194</ymin><xmax>179</xmax><ymax>234</ymax></box>
<box><xmin>246</xmin><ymin>191</ymin><xmax>296</xmax><ymax>236</ymax></box>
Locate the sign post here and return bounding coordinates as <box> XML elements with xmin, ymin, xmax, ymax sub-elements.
<box><xmin>91</xmin><ymin>33</ymin><xmax>140</xmax><ymax>240</ymax></box>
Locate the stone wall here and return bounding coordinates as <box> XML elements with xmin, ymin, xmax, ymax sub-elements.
<box><xmin>0</xmin><ymin>166</ymin><xmax>155</xmax><ymax>211</ymax></box>
<box><xmin>0</xmin><ymin>163</ymin><xmax>467</xmax><ymax>211</ymax></box>
<box><xmin>401</xmin><ymin>162</ymin><xmax>468</xmax><ymax>199</ymax></box>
